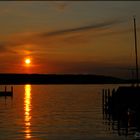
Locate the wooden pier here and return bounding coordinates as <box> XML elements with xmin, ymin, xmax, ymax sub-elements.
<box><xmin>102</xmin><ymin>87</ymin><xmax>140</xmax><ymax>137</ymax></box>
<box><xmin>0</xmin><ymin>86</ymin><xmax>13</xmax><ymax>97</ymax></box>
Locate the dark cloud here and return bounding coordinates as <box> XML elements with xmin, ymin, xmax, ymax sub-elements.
<box><xmin>39</xmin><ymin>19</ymin><xmax>124</xmax><ymax>38</ymax></box>
<box><xmin>0</xmin><ymin>41</ymin><xmax>34</xmax><ymax>55</ymax></box>
<box><xmin>0</xmin><ymin>42</ymin><xmax>16</xmax><ymax>55</ymax></box>
<box><xmin>0</xmin><ymin>41</ymin><xmax>20</xmax><ymax>53</ymax></box>
<box><xmin>0</xmin><ymin>44</ymin><xmax>16</xmax><ymax>55</ymax></box>
<box><xmin>0</xmin><ymin>41</ymin><xmax>21</xmax><ymax>48</ymax></box>
<box><xmin>0</xmin><ymin>42</ymin><xmax>8</xmax><ymax>51</ymax></box>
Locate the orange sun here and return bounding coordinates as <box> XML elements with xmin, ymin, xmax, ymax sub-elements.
<box><xmin>25</xmin><ymin>58</ymin><xmax>31</xmax><ymax>65</ymax></box>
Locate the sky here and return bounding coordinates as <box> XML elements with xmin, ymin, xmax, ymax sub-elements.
<box><xmin>0</xmin><ymin>1</ymin><xmax>140</xmax><ymax>78</ymax></box>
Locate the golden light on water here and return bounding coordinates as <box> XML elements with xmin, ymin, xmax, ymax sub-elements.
<box><xmin>24</xmin><ymin>84</ymin><xmax>32</xmax><ymax>139</ymax></box>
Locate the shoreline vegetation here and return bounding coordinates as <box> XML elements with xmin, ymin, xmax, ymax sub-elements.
<box><xmin>0</xmin><ymin>74</ymin><xmax>133</xmax><ymax>85</ymax></box>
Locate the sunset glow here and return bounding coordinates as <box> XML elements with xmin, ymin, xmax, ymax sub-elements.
<box><xmin>0</xmin><ymin>1</ymin><xmax>140</xmax><ymax>78</ymax></box>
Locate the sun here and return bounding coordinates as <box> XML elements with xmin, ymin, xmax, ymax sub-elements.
<box><xmin>25</xmin><ymin>58</ymin><xmax>31</xmax><ymax>65</ymax></box>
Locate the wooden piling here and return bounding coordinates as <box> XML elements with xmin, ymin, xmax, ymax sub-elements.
<box><xmin>108</xmin><ymin>88</ymin><xmax>110</xmax><ymax>97</ymax></box>
<box><xmin>102</xmin><ymin>89</ymin><xmax>105</xmax><ymax>105</ymax></box>
<box><xmin>11</xmin><ymin>86</ymin><xmax>13</xmax><ymax>93</ymax></box>
<box><xmin>0</xmin><ymin>86</ymin><xmax>13</xmax><ymax>97</ymax></box>
<box><xmin>112</xmin><ymin>88</ymin><xmax>115</xmax><ymax>95</ymax></box>
<box><xmin>105</xmin><ymin>89</ymin><xmax>107</xmax><ymax>101</ymax></box>
<box><xmin>5</xmin><ymin>86</ymin><xmax>7</xmax><ymax>92</ymax></box>
<box><xmin>102</xmin><ymin>89</ymin><xmax>105</xmax><ymax>119</ymax></box>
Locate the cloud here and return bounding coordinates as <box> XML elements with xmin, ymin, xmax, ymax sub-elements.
<box><xmin>0</xmin><ymin>42</ymin><xmax>18</xmax><ymax>56</ymax></box>
<box><xmin>0</xmin><ymin>42</ymin><xmax>8</xmax><ymax>51</ymax></box>
<box><xmin>0</xmin><ymin>18</ymin><xmax>125</xmax><ymax>55</ymax></box>
<box><xmin>0</xmin><ymin>40</ymin><xmax>36</xmax><ymax>56</ymax></box>
<box><xmin>39</xmin><ymin>19</ymin><xmax>124</xmax><ymax>38</ymax></box>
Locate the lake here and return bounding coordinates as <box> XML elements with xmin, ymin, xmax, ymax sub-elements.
<box><xmin>0</xmin><ymin>84</ymin><xmax>135</xmax><ymax>140</ymax></box>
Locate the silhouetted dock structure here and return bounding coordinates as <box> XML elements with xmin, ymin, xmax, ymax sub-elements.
<box><xmin>102</xmin><ymin>87</ymin><xmax>140</xmax><ymax>138</ymax></box>
<box><xmin>102</xmin><ymin>16</ymin><xmax>140</xmax><ymax>138</ymax></box>
<box><xmin>0</xmin><ymin>86</ymin><xmax>13</xmax><ymax>97</ymax></box>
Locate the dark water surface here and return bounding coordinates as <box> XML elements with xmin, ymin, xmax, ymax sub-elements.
<box><xmin>0</xmin><ymin>85</ymin><xmax>134</xmax><ymax>140</ymax></box>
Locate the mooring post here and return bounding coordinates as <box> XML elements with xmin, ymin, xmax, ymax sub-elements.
<box><xmin>5</xmin><ymin>86</ymin><xmax>7</xmax><ymax>92</ymax></box>
<box><xmin>11</xmin><ymin>86</ymin><xmax>13</xmax><ymax>93</ymax></box>
<box><xmin>112</xmin><ymin>88</ymin><xmax>115</xmax><ymax>96</ymax></box>
<box><xmin>108</xmin><ymin>89</ymin><xmax>110</xmax><ymax>97</ymax></box>
<box><xmin>105</xmin><ymin>89</ymin><xmax>107</xmax><ymax>103</ymax></box>
<box><xmin>102</xmin><ymin>89</ymin><xmax>105</xmax><ymax>104</ymax></box>
<box><xmin>102</xmin><ymin>89</ymin><xmax>105</xmax><ymax>119</ymax></box>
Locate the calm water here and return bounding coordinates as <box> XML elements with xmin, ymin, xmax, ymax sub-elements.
<box><xmin>0</xmin><ymin>84</ymin><xmax>135</xmax><ymax>140</ymax></box>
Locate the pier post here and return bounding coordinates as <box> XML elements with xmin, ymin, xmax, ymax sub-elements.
<box><xmin>11</xmin><ymin>86</ymin><xmax>13</xmax><ymax>93</ymax></box>
<box><xmin>108</xmin><ymin>89</ymin><xmax>110</xmax><ymax>97</ymax></box>
<box><xmin>102</xmin><ymin>89</ymin><xmax>105</xmax><ymax>105</ymax></box>
<box><xmin>104</xmin><ymin>89</ymin><xmax>108</xmax><ymax>119</ymax></box>
<box><xmin>102</xmin><ymin>89</ymin><xmax>105</xmax><ymax>119</ymax></box>
<box><xmin>105</xmin><ymin>89</ymin><xmax>107</xmax><ymax>104</ymax></box>
<box><xmin>5</xmin><ymin>86</ymin><xmax>7</xmax><ymax>92</ymax></box>
<box><xmin>112</xmin><ymin>88</ymin><xmax>115</xmax><ymax>94</ymax></box>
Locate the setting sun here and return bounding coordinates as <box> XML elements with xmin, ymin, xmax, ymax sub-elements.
<box><xmin>25</xmin><ymin>58</ymin><xmax>31</xmax><ymax>65</ymax></box>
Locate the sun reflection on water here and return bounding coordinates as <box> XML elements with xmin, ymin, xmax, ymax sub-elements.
<box><xmin>24</xmin><ymin>84</ymin><xmax>32</xmax><ymax>139</ymax></box>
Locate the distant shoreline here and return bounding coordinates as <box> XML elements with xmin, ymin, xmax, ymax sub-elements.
<box><xmin>0</xmin><ymin>74</ymin><xmax>130</xmax><ymax>85</ymax></box>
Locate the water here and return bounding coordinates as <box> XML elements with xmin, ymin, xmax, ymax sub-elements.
<box><xmin>0</xmin><ymin>84</ymin><xmax>134</xmax><ymax>140</ymax></box>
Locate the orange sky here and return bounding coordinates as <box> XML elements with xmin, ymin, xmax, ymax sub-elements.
<box><xmin>0</xmin><ymin>1</ymin><xmax>140</xmax><ymax>78</ymax></box>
